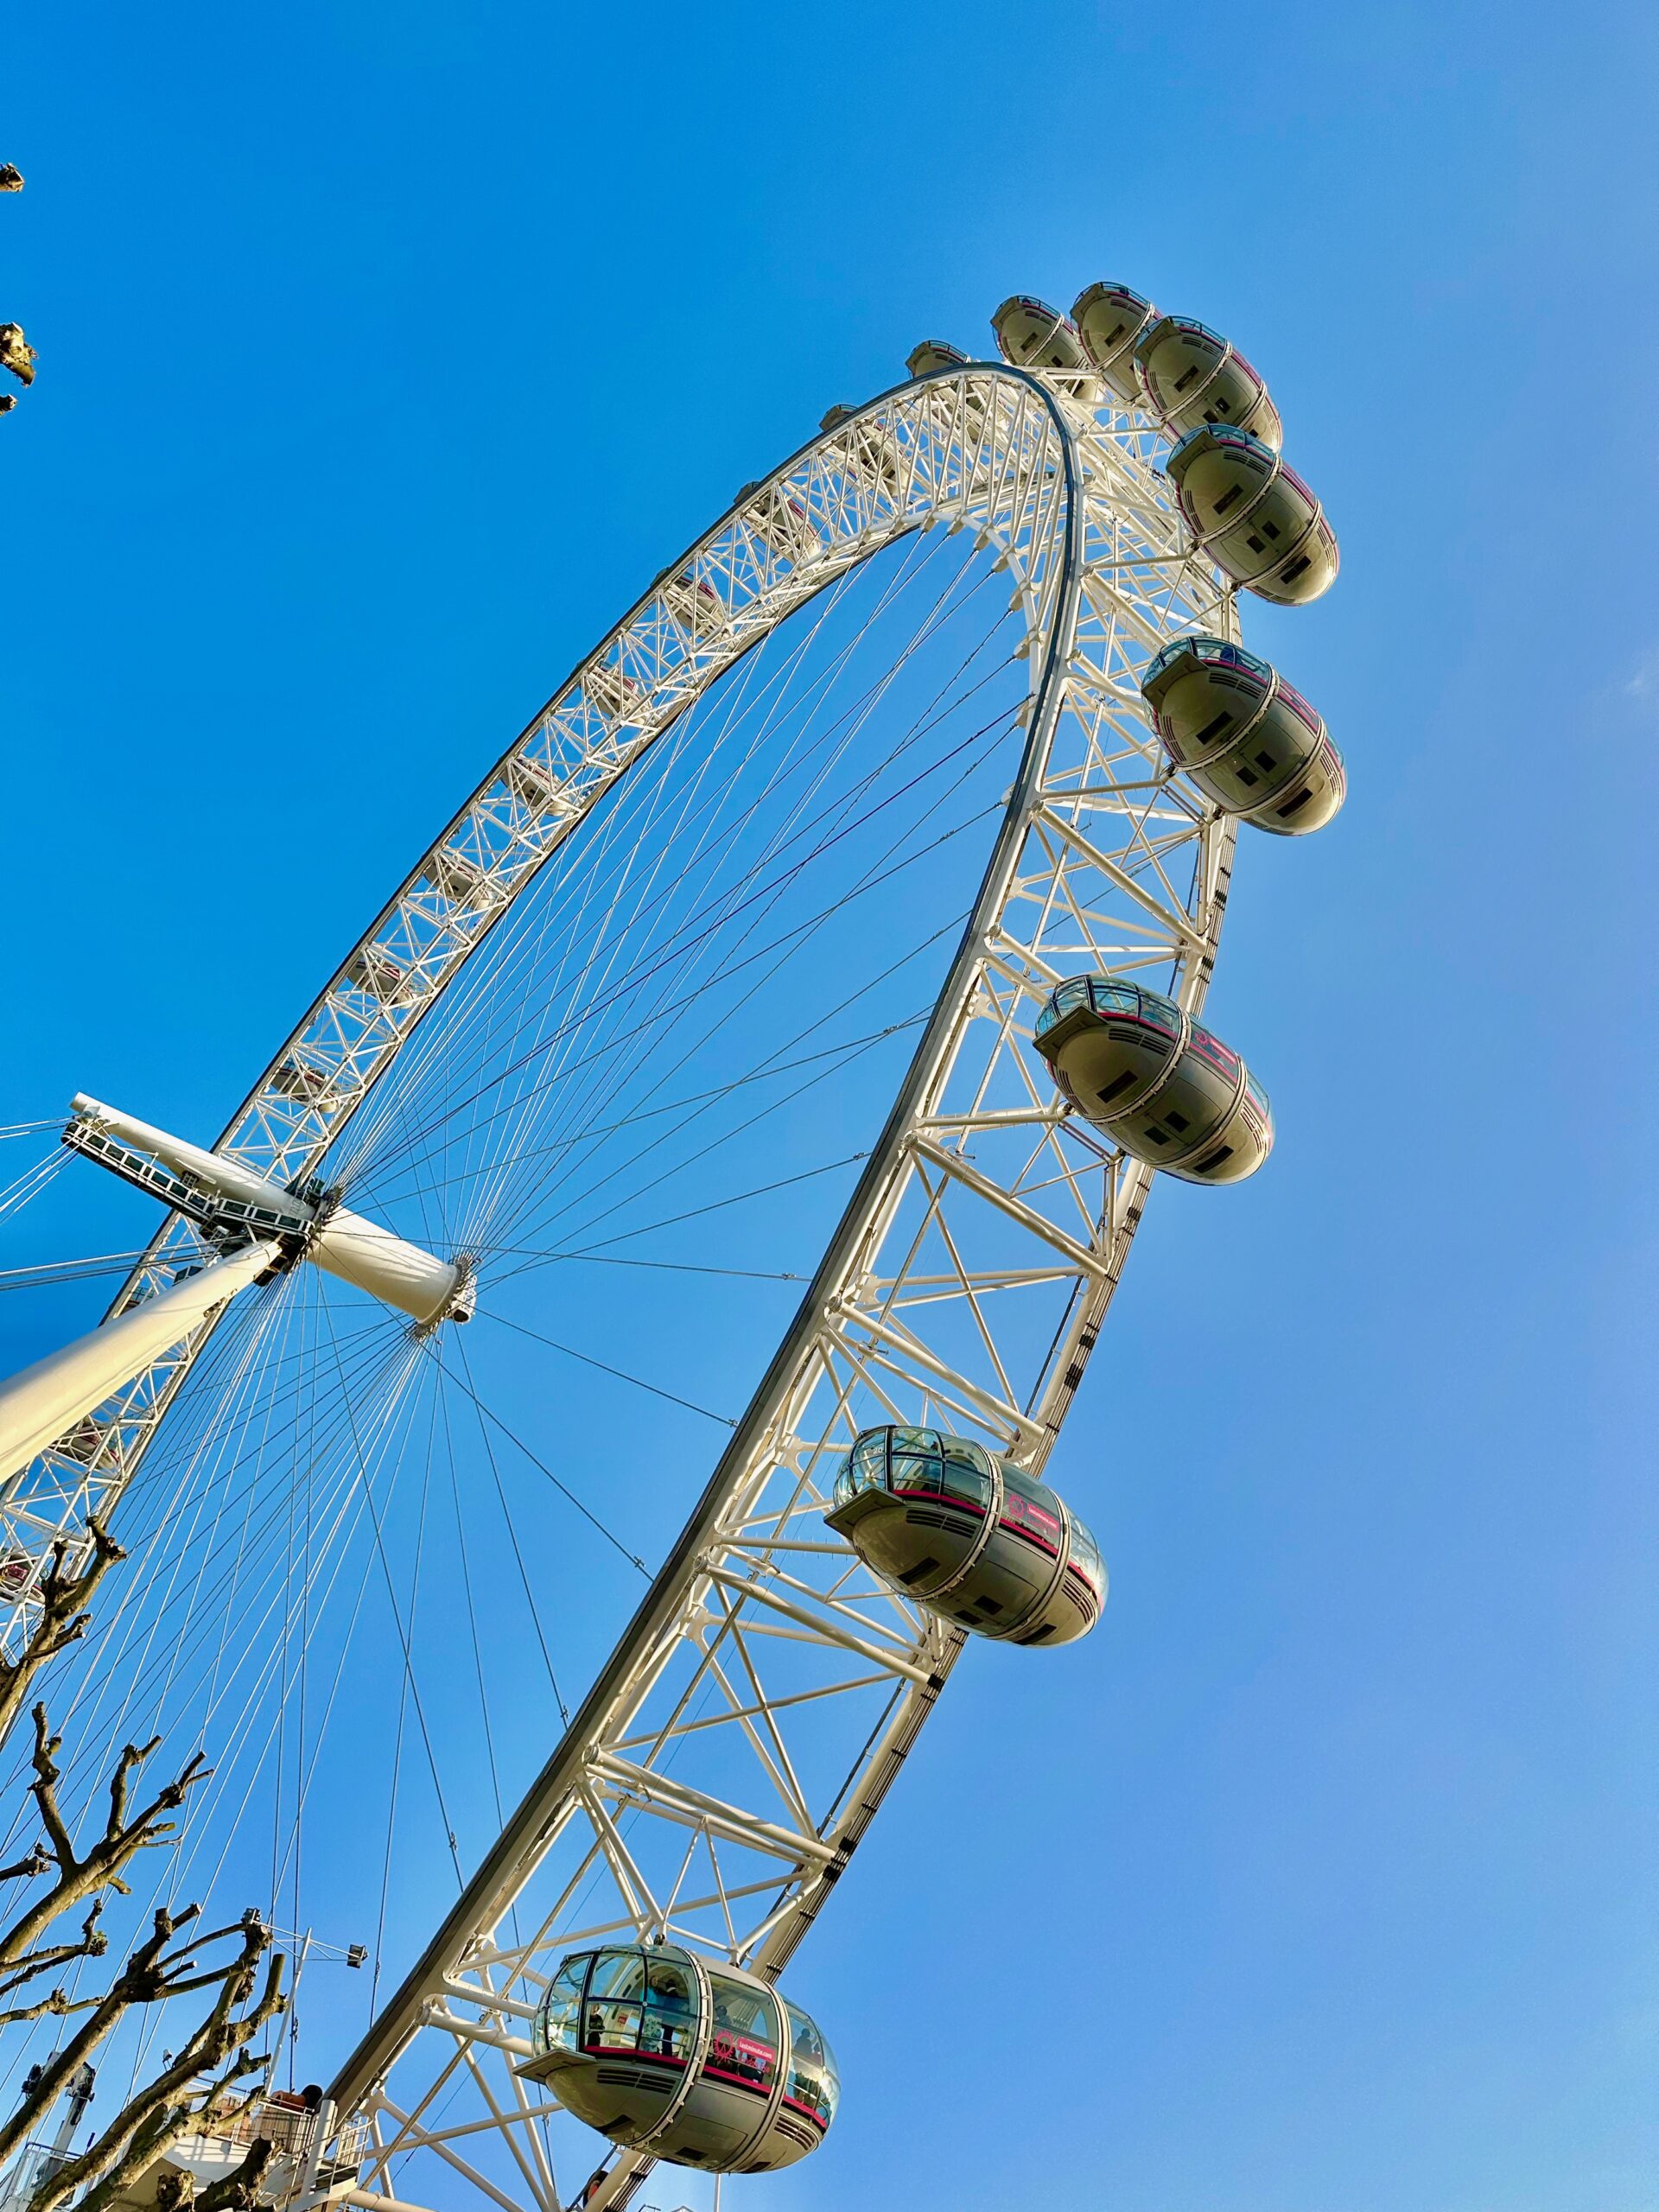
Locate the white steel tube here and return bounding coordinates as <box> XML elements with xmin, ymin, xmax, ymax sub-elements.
<box><xmin>0</xmin><ymin>1241</ymin><xmax>277</xmax><ymax>1490</ymax></box>
<box><xmin>308</xmin><ymin>1210</ymin><xmax>465</xmax><ymax>1328</ymax></box>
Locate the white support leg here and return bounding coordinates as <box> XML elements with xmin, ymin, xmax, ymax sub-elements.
<box><xmin>0</xmin><ymin>1239</ymin><xmax>278</xmax><ymax>1490</ymax></box>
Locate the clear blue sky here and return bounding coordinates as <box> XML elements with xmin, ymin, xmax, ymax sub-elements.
<box><xmin>4</xmin><ymin>5</ymin><xmax>1656</xmax><ymax>2209</ymax></box>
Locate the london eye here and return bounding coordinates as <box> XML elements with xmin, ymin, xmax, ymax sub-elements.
<box><xmin>0</xmin><ymin>283</ymin><xmax>1341</xmax><ymax>2212</ymax></box>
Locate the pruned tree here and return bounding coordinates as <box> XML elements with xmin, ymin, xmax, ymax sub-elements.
<box><xmin>0</xmin><ymin>1522</ymin><xmax>125</xmax><ymax>1757</ymax></box>
<box><xmin>13</xmin><ymin>1907</ymin><xmax>285</xmax><ymax>2212</ymax></box>
<box><xmin>0</xmin><ymin>1540</ymin><xmax>293</xmax><ymax>2212</ymax></box>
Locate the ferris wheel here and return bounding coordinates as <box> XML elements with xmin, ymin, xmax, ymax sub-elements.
<box><xmin>0</xmin><ymin>283</ymin><xmax>1342</xmax><ymax>2212</ymax></box>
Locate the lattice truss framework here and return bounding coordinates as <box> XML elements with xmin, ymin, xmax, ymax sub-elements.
<box><xmin>0</xmin><ymin>365</ymin><xmax>1236</xmax><ymax>2212</ymax></box>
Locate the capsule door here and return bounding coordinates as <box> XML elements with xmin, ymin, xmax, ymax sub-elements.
<box><xmin>973</xmin><ymin>1465</ymin><xmax>1069</xmax><ymax>1640</ymax></box>
<box><xmin>674</xmin><ymin>1974</ymin><xmax>783</xmax><ymax>2171</ymax></box>
<box><xmin>1135</xmin><ymin>315</ymin><xmax>1282</xmax><ymax>445</ymax></box>
<box><xmin>1071</xmin><ymin>282</ymin><xmax>1157</xmax><ymax>399</ymax></box>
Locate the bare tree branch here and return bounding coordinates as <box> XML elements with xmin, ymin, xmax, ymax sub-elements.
<box><xmin>0</xmin><ymin>1521</ymin><xmax>124</xmax><ymax>1754</ymax></box>
<box><xmin>0</xmin><ymin>1908</ymin><xmax>184</xmax><ymax>2170</ymax></box>
<box><xmin>194</xmin><ymin>2136</ymin><xmax>277</xmax><ymax>2212</ymax></box>
<box><xmin>28</xmin><ymin>1932</ymin><xmax>286</xmax><ymax>2212</ymax></box>
<box><xmin>0</xmin><ymin>1986</ymin><xmax>74</xmax><ymax>2026</ymax></box>
<box><xmin>0</xmin><ymin>1522</ymin><xmax>296</xmax><ymax>2212</ymax></box>
<box><xmin>0</xmin><ymin>1705</ymin><xmax>207</xmax><ymax>1974</ymax></box>
<box><xmin>151</xmin><ymin>2136</ymin><xmax>279</xmax><ymax>2212</ymax></box>
<box><xmin>0</xmin><ymin>1900</ymin><xmax>105</xmax><ymax>1999</ymax></box>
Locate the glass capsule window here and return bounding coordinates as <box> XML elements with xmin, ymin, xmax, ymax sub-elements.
<box><xmin>1203</xmin><ymin>639</ymin><xmax>1270</xmax><ymax>681</ymax></box>
<box><xmin>537</xmin><ymin>1955</ymin><xmax>588</xmax><ymax>2056</ymax></box>
<box><xmin>1089</xmin><ymin>978</ymin><xmax>1147</xmax><ymax>1020</ymax></box>
<box><xmin>1033</xmin><ymin>976</ymin><xmax>1095</xmax><ymax>1038</ymax></box>
<box><xmin>1165</xmin><ymin>316</ymin><xmax>1224</xmax><ymax>346</ymax></box>
<box><xmin>938</xmin><ymin>1440</ymin><xmax>995</xmax><ymax>1511</ymax></box>
<box><xmin>584</xmin><ymin>1949</ymin><xmax>649</xmax><ymax>2052</ymax></box>
<box><xmin>1123</xmin><ymin>984</ymin><xmax>1183</xmax><ymax>1035</ymax></box>
<box><xmin>588</xmin><ymin>1951</ymin><xmax>649</xmax><ymax>1999</ymax></box>
<box><xmin>1243</xmin><ymin>1071</ymin><xmax>1272</xmax><ymax>1119</ymax></box>
<box><xmin>1037</xmin><ymin>976</ymin><xmax>1189</xmax><ymax>1042</ymax></box>
<box><xmin>1187</xmin><ymin>1025</ymin><xmax>1242</xmax><ymax>1084</ymax></box>
<box><xmin>537</xmin><ymin>1948</ymin><xmax>705</xmax><ymax>2064</ymax></box>
<box><xmin>533</xmin><ymin>1948</ymin><xmax>817</xmax><ymax>2100</ymax></box>
<box><xmin>833</xmin><ymin>1427</ymin><xmax>1000</xmax><ymax>1513</ymax></box>
<box><xmin>886</xmin><ymin>1432</ymin><xmax>940</xmax><ymax>1498</ymax></box>
<box><xmin>640</xmin><ymin>1957</ymin><xmax>696</xmax><ymax>2061</ymax></box>
<box><xmin>1067</xmin><ymin>1513</ymin><xmax>1105</xmax><ymax>1600</ymax></box>
<box><xmin>782</xmin><ymin>2002</ymin><xmax>841</xmax><ymax>2129</ymax></box>
<box><xmin>888</xmin><ymin>1426</ymin><xmax>938</xmax><ymax>1458</ymax></box>
<box><xmin>704</xmin><ymin>1974</ymin><xmax>779</xmax><ymax>2094</ymax></box>
<box><xmin>833</xmin><ymin>1429</ymin><xmax>891</xmax><ymax>1509</ymax></box>
<box><xmin>1142</xmin><ymin>633</ymin><xmax>1271</xmax><ymax>688</ymax></box>
<box><xmin>1153</xmin><ymin>632</ymin><xmax>1237</xmax><ymax>680</ymax></box>
<box><xmin>999</xmin><ymin>1465</ymin><xmax>1065</xmax><ymax>1558</ymax></box>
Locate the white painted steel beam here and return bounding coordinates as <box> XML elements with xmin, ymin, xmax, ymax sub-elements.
<box><xmin>0</xmin><ymin>1240</ymin><xmax>276</xmax><ymax>1491</ymax></box>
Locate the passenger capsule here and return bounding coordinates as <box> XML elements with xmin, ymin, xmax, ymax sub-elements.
<box><xmin>659</xmin><ymin>568</ymin><xmax>724</xmax><ymax>641</ymax></box>
<box><xmin>344</xmin><ymin>941</ymin><xmax>429</xmax><ymax>1007</ymax></box>
<box><xmin>824</xmin><ymin>1425</ymin><xmax>1104</xmax><ymax>1645</ymax></box>
<box><xmin>583</xmin><ymin>659</ymin><xmax>641</xmax><ymax>724</ymax></box>
<box><xmin>906</xmin><ymin>338</ymin><xmax>969</xmax><ymax>378</ymax></box>
<box><xmin>1133</xmin><ymin>315</ymin><xmax>1281</xmax><ymax>447</ymax></box>
<box><xmin>1165</xmin><ymin>425</ymin><xmax>1338</xmax><ymax>605</ymax></box>
<box><xmin>1071</xmin><ymin>282</ymin><xmax>1158</xmax><ymax>401</ymax></box>
<box><xmin>1033</xmin><ymin>976</ymin><xmax>1273</xmax><ymax>1184</ymax></box>
<box><xmin>991</xmin><ymin>296</ymin><xmax>1099</xmax><ymax>402</ymax></box>
<box><xmin>905</xmin><ymin>338</ymin><xmax>990</xmax><ymax>448</ymax></box>
<box><xmin>739</xmin><ymin>482</ymin><xmax>823</xmax><ymax>568</ymax></box>
<box><xmin>269</xmin><ymin>1058</ymin><xmax>334</xmax><ymax>1105</ymax></box>
<box><xmin>1141</xmin><ymin>633</ymin><xmax>1344</xmax><ymax>834</ymax></box>
<box><xmin>821</xmin><ymin>404</ymin><xmax>904</xmax><ymax>499</ymax></box>
<box><xmin>523</xmin><ymin>1945</ymin><xmax>837</xmax><ymax>2175</ymax></box>
<box><xmin>420</xmin><ymin>846</ymin><xmax>505</xmax><ymax>914</ymax></box>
